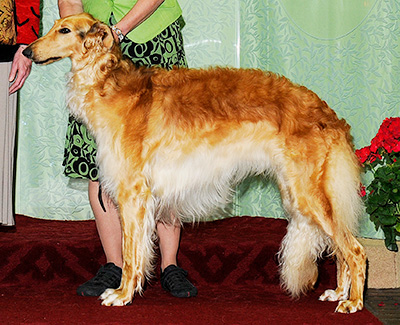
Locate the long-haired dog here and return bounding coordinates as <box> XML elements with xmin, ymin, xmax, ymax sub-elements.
<box><xmin>24</xmin><ymin>13</ymin><xmax>366</xmax><ymax>313</ymax></box>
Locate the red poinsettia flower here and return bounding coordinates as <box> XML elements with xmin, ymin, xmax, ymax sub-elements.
<box><xmin>359</xmin><ymin>185</ymin><xmax>366</xmax><ymax>197</ymax></box>
<box><xmin>393</xmin><ymin>141</ymin><xmax>400</xmax><ymax>153</ymax></box>
<box><xmin>357</xmin><ymin>117</ymin><xmax>400</xmax><ymax>165</ymax></box>
<box><xmin>355</xmin><ymin>146</ymin><xmax>371</xmax><ymax>164</ymax></box>
<box><xmin>356</xmin><ymin>117</ymin><xmax>400</xmax><ymax>251</ymax></box>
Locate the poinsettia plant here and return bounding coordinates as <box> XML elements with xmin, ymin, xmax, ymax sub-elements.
<box><xmin>356</xmin><ymin>117</ymin><xmax>400</xmax><ymax>252</ymax></box>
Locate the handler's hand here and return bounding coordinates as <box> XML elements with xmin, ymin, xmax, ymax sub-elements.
<box><xmin>9</xmin><ymin>45</ymin><xmax>33</xmax><ymax>94</ymax></box>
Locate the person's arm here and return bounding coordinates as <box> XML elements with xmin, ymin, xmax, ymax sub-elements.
<box><xmin>113</xmin><ymin>0</ymin><xmax>165</xmax><ymax>37</ymax></box>
<box><xmin>58</xmin><ymin>0</ymin><xmax>84</xmax><ymax>18</ymax></box>
<box><xmin>9</xmin><ymin>0</ymin><xmax>41</xmax><ymax>94</ymax></box>
<box><xmin>58</xmin><ymin>0</ymin><xmax>165</xmax><ymax>41</ymax></box>
<box><xmin>9</xmin><ymin>45</ymin><xmax>32</xmax><ymax>94</ymax></box>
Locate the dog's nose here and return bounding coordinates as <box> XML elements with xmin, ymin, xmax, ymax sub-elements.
<box><xmin>22</xmin><ymin>47</ymin><xmax>33</xmax><ymax>59</ymax></box>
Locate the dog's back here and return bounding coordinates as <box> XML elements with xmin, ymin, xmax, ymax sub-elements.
<box><xmin>123</xmin><ymin>67</ymin><xmax>354</xmax><ymax>218</ymax></box>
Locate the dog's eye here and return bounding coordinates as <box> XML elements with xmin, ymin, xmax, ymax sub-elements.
<box><xmin>59</xmin><ymin>28</ymin><xmax>71</xmax><ymax>34</ymax></box>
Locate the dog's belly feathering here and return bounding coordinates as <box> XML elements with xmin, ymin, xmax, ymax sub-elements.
<box><xmin>146</xmin><ymin>122</ymin><xmax>284</xmax><ymax>223</ymax></box>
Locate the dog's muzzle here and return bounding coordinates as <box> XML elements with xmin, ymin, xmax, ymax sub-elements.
<box><xmin>22</xmin><ymin>46</ymin><xmax>62</xmax><ymax>65</ymax></box>
<box><xmin>22</xmin><ymin>47</ymin><xmax>33</xmax><ymax>59</ymax></box>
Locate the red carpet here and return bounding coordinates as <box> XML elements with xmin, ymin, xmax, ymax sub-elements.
<box><xmin>0</xmin><ymin>215</ymin><xmax>380</xmax><ymax>324</ymax></box>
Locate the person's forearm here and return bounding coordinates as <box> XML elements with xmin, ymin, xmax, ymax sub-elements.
<box><xmin>58</xmin><ymin>0</ymin><xmax>84</xmax><ymax>18</ymax></box>
<box><xmin>116</xmin><ymin>0</ymin><xmax>165</xmax><ymax>36</ymax></box>
<box><xmin>9</xmin><ymin>45</ymin><xmax>32</xmax><ymax>94</ymax></box>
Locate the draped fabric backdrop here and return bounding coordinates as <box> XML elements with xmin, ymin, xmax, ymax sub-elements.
<box><xmin>16</xmin><ymin>0</ymin><xmax>400</xmax><ymax>239</ymax></box>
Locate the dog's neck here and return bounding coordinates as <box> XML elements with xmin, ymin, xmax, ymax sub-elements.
<box><xmin>65</xmin><ymin>47</ymin><xmax>117</xmax><ymax>124</ymax></box>
<box><xmin>65</xmin><ymin>69</ymin><xmax>93</xmax><ymax>131</ymax></box>
<box><xmin>65</xmin><ymin>50</ymin><xmax>152</xmax><ymax>138</ymax></box>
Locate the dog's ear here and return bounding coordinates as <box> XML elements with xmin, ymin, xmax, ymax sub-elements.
<box><xmin>101</xmin><ymin>24</ymin><xmax>115</xmax><ymax>49</ymax></box>
<box><xmin>84</xmin><ymin>21</ymin><xmax>114</xmax><ymax>50</ymax></box>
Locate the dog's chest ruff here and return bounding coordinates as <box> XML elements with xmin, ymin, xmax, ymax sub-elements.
<box><xmin>65</xmin><ymin>72</ymin><xmax>92</xmax><ymax>127</ymax></box>
<box><xmin>65</xmin><ymin>71</ymin><xmax>124</xmax><ymax>198</ymax></box>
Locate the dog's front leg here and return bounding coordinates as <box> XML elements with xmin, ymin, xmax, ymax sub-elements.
<box><xmin>101</xmin><ymin>179</ymin><xmax>155</xmax><ymax>306</ymax></box>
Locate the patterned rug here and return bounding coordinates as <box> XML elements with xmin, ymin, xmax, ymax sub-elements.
<box><xmin>0</xmin><ymin>215</ymin><xmax>380</xmax><ymax>324</ymax></box>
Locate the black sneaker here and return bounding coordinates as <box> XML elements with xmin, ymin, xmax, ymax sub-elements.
<box><xmin>76</xmin><ymin>263</ymin><xmax>122</xmax><ymax>296</ymax></box>
<box><xmin>160</xmin><ymin>265</ymin><xmax>198</xmax><ymax>298</ymax></box>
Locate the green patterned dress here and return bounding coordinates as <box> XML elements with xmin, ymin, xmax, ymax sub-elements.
<box><xmin>62</xmin><ymin>17</ymin><xmax>187</xmax><ymax>180</ymax></box>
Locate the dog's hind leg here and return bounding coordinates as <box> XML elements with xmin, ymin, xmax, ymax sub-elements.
<box><xmin>322</xmin><ymin>231</ymin><xmax>366</xmax><ymax>313</ymax></box>
<box><xmin>278</xmin><ymin>138</ymin><xmax>366</xmax><ymax>313</ymax></box>
<box><xmin>299</xmin><ymin>143</ymin><xmax>365</xmax><ymax>313</ymax></box>
<box><xmin>319</xmin><ymin>249</ymin><xmax>351</xmax><ymax>302</ymax></box>
<box><xmin>318</xmin><ymin>144</ymin><xmax>366</xmax><ymax>313</ymax></box>
<box><xmin>101</xmin><ymin>177</ymin><xmax>156</xmax><ymax>306</ymax></box>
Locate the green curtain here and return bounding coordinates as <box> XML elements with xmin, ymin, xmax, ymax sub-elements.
<box><xmin>16</xmin><ymin>0</ymin><xmax>400</xmax><ymax>240</ymax></box>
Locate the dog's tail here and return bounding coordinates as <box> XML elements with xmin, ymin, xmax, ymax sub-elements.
<box><xmin>278</xmin><ymin>126</ymin><xmax>363</xmax><ymax>297</ymax></box>
<box><xmin>278</xmin><ymin>214</ymin><xmax>330</xmax><ymax>298</ymax></box>
<box><xmin>325</xmin><ymin>134</ymin><xmax>364</xmax><ymax>238</ymax></box>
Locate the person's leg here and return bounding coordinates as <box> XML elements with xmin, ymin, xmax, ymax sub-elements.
<box><xmin>89</xmin><ymin>181</ymin><xmax>184</xmax><ymax>272</ymax></box>
<box><xmin>88</xmin><ymin>180</ymin><xmax>123</xmax><ymax>267</ymax></box>
<box><xmin>0</xmin><ymin>62</ymin><xmax>17</xmax><ymax>226</ymax></box>
<box><xmin>158</xmin><ymin>220</ymin><xmax>198</xmax><ymax>298</ymax></box>
<box><xmin>79</xmin><ymin>180</ymin><xmax>197</xmax><ymax>297</ymax></box>
<box><xmin>76</xmin><ymin>180</ymin><xmax>123</xmax><ymax>296</ymax></box>
<box><xmin>157</xmin><ymin>221</ymin><xmax>180</xmax><ymax>271</ymax></box>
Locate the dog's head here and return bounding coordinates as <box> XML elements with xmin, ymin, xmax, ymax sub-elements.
<box><xmin>23</xmin><ymin>13</ymin><xmax>115</xmax><ymax>66</ymax></box>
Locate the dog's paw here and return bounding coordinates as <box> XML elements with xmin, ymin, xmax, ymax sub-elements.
<box><xmin>100</xmin><ymin>288</ymin><xmax>133</xmax><ymax>306</ymax></box>
<box><xmin>319</xmin><ymin>289</ymin><xmax>348</xmax><ymax>302</ymax></box>
<box><xmin>335</xmin><ymin>299</ymin><xmax>363</xmax><ymax>313</ymax></box>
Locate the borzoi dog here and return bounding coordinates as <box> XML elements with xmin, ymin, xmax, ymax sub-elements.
<box><xmin>23</xmin><ymin>13</ymin><xmax>366</xmax><ymax>313</ymax></box>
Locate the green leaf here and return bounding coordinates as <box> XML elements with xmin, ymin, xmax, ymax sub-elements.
<box><xmin>394</xmin><ymin>160</ymin><xmax>400</xmax><ymax>170</ymax></box>
<box><xmin>366</xmin><ymin>205</ymin><xmax>378</xmax><ymax>215</ymax></box>
<box><xmin>382</xmin><ymin>227</ymin><xmax>399</xmax><ymax>252</ymax></box>
<box><xmin>368</xmin><ymin>191</ymin><xmax>389</xmax><ymax>206</ymax></box>
<box><xmin>375</xmin><ymin>166</ymin><xmax>396</xmax><ymax>184</ymax></box>
<box><xmin>386</xmin><ymin>242</ymin><xmax>399</xmax><ymax>252</ymax></box>
<box><xmin>375</xmin><ymin>167</ymin><xmax>388</xmax><ymax>179</ymax></box>
<box><xmin>389</xmin><ymin>190</ymin><xmax>400</xmax><ymax>202</ymax></box>
<box><xmin>380</xmin><ymin>214</ymin><xmax>398</xmax><ymax>226</ymax></box>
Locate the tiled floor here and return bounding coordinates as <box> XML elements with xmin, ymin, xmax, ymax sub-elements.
<box><xmin>365</xmin><ymin>288</ymin><xmax>400</xmax><ymax>325</ymax></box>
